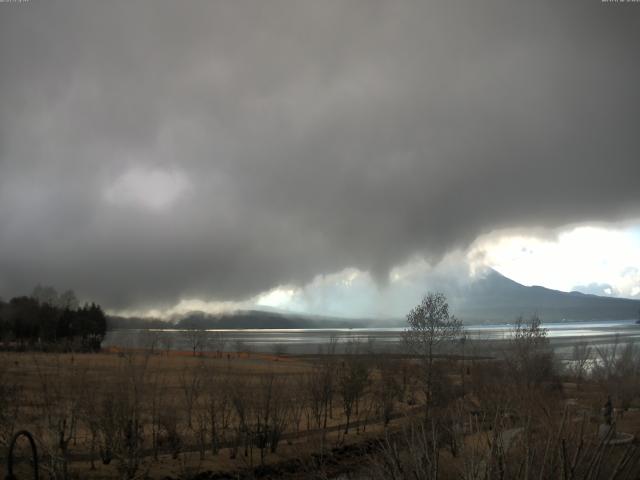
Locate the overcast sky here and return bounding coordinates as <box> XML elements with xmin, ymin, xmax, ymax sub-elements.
<box><xmin>1</xmin><ymin>1</ymin><xmax>639</xmax><ymax>318</ymax></box>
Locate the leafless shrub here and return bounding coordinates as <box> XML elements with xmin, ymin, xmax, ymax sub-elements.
<box><xmin>148</xmin><ymin>370</ymin><xmax>167</xmax><ymax>460</ymax></box>
<box><xmin>568</xmin><ymin>341</ymin><xmax>593</xmax><ymax>387</ymax></box>
<box><xmin>204</xmin><ymin>368</ymin><xmax>232</xmax><ymax>455</ymax></box>
<box><xmin>179</xmin><ymin>363</ymin><xmax>204</xmax><ymax>429</ymax></box>
<box><xmin>106</xmin><ymin>353</ymin><xmax>149</xmax><ymax>480</ymax></box>
<box><xmin>0</xmin><ymin>363</ymin><xmax>21</xmax><ymax>448</ymax></box>
<box><xmin>372</xmin><ymin>360</ymin><xmax>402</xmax><ymax>427</ymax></box>
<box><xmin>160</xmin><ymin>332</ymin><xmax>174</xmax><ymax>354</ymax></box>
<box><xmin>209</xmin><ymin>331</ymin><xmax>227</xmax><ymax>358</ymax></box>
<box><xmin>593</xmin><ymin>338</ymin><xmax>640</xmax><ymax>416</ymax></box>
<box><xmin>32</xmin><ymin>355</ymin><xmax>83</xmax><ymax>479</ymax></box>
<box><xmin>306</xmin><ymin>365</ymin><xmax>333</xmax><ymax>433</ymax></box>
<box><xmin>338</xmin><ymin>344</ymin><xmax>370</xmax><ymax>434</ymax></box>
<box><xmin>369</xmin><ymin>421</ymin><xmax>441</xmax><ymax>479</ymax></box>
<box><xmin>143</xmin><ymin>331</ymin><xmax>162</xmax><ymax>354</ymax></box>
<box><xmin>368</xmin><ymin>403</ymin><xmax>640</xmax><ymax>480</ymax></box>
<box><xmin>288</xmin><ymin>373</ymin><xmax>308</xmax><ymax>438</ymax></box>
<box><xmin>184</xmin><ymin>329</ymin><xmax>207</xmax><ymax>356</ymax></box>
<box><xmin>228</xmin><ymin>376</ymin><xmax>250</xmax><ymax>460</ymax></box>
<box><xmin>255</xmin><ymin>372</ymin><xmax>290</xmax><ymax>457</ymax></box>
<box><xmin>158</xmin><ymin>409</ymin><xmax>182</xmax><ymax>460</ymax></box>
<box><xmin>505</xmin><ymin>315</ymin><xmax>555</xmax><ymax>390</ymax></box>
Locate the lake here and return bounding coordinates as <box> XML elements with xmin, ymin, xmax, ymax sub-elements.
<box><xmin>103</xmin><ymin>319</ymin><xmax>640</xmax><ymax>359</ymax></box>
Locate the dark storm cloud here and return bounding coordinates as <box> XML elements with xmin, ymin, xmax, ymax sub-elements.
<box><xmin>1</xmin><ymin>0</ymin><xmax>639</xmax><ymax>309</ymax></box>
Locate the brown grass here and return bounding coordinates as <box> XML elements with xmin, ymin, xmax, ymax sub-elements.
<box><xmin>0</xmin><ymin>349</ymin><xmax>420</xmax><ymax>479</ymax></box>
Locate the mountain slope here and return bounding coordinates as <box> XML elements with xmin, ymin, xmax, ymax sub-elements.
<box><xmin>450</xmin><ymin>269</ymin><xmax>640</xmax><ymax>323</ymax></box>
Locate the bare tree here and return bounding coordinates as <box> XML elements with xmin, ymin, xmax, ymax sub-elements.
<box><xmin>31</xmin><ymin>284</ymin><xmax>59</xmax><ymax>306</ymax></box>
<box><xmin>267</xmin><ymin>380</ymin><xmax>290</xmax><ymax>454</ymax></box>
<box><xmin>373</xmin><ymin>360</ymin><xmax>401</xmax><ymax>427</ymax></box>
<box><xmin>251</xmin><ymin>372</ymin><xmax>290</xmax><ymax>461</ymax></box>
<box><xmin>33</xmin><ymin>354</ymin><xmax>83</xmax><ymax>479</ymax></box>
<box><xmin>179</xmin><ymin>364</ymin><xmax>204</xmax><ymax>429</ymax></box>
<box><xmin>229</xmin><ymin>377</ymin><xmax>251</xmax><ymax>461</ymax></box>
<box><xmin>403</xmin><ymin>292</ymin><xmax>463</xmax><ymax>418</ymax></box>
<box><xmin>338</xmin><ymin>342</ymin><xmax>370</xmax><ymax>434</ymax></box>
<box><xmin>614</xmin><ymin>341</ymin><xmax>640</xmax><ymax>413</ymax></box>
<box><xmin>160</xmin><ymin>332</ymin><xmax>174</xmax><ymax>355</ymax></box>
<box><xmin>143</xmin><ymin>330</ymin><xmax>162</xmax><ymax>354</ymax></box>
<box><xmin>0</xmin><ymin>365</ymin><xmax>21</xmax><ymax>448</ymax></box>
<box><xmin>158</xmin><ymin>409</ymin><xmax>182</xmax><ymax>460</ymax></box>
<box><xmin>148</xmin><ymin>370</ymin><xmax>167</xmax><ymax>460</ymax></box>
<box><xmin>568</xmin><ymin>340</ymin><xmax>592</xmax><ymax>388</ymax></box>
<box><xmin>113</xmin><ymin>353</ymin><xmax>149</xmax><ymax>480</ymax></box>
<box><xmin>205</xmin><ymin>369</ymin><xmax>232</xmax><ymax>455</ymax></box>
<box><xmin>368</xmin><ymin>402</ymin><xmax>640</xmax><ymax>480</ymax></box>
<box><xmin>306</xmin><ymin>363</ymin><xmax>334</xmax><ymax>453</ymax></box>
<box><xmin>78</xmin><ymin>377</ymin><xmax>103</xmax><ymax>470</ymax></box>
<box><xmin>185</xmin><ymin>329</ymin><xmax>207</xmax><ymax>356</ymax></box>
<box><xmin>288</xmin><ymin>373</ymin><xmax>307</xmax><ymax>438</ymax></box>
<box><xmin>209</xmin><ymin>331</ymin><xmax>227</xmax><ymax>358</ymax></box>
<box><xmin>328</xmin><ymin>333</ymin><xmax>340</xmax><ymax>355</ymax></box>
<box><xmin>593</xmin><ymin>339</ymin><xmax>640</xmax><ymax>417</ymax></box>
<box><xmin>58</xmin><ymin>290</ymin><xmax>79</xmax><ymax>310</ymax></box>
<box><xmin>593</xmin><ymin>334</ymin><xmax>620</xmax><ymax>381</ymax></box>
<box><xmin>506</xmin><ymin>314</ymin><xmax>555</xmax><ymax>391</ymax></box>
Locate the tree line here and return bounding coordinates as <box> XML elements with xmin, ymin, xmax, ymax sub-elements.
<box><xmin>0</xmin><ymin>285</ymin><xmax>106</xmax><ymax>351</ymax></box>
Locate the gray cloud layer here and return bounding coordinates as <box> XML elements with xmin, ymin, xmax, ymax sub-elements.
<box><xmin>1</xmin><ymin>0</ymin><xmax>639</xmax><ymax>310</ymax></box>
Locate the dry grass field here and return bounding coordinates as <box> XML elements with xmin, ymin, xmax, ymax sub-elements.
<box><xmin>2</xmin><ymin>338</ymin><xmax>640</xmax><ymax>479</ymax></box>
<box><xmin>0</xmin><ymin>348</ymin><xmax>425</xmax><ymax>479</ymax></box>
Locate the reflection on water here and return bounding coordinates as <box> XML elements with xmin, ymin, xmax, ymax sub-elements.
<box><xmin>103</xmin><ymin>319</ymin><xmax>640</xmax><ymax>356</ymax></box>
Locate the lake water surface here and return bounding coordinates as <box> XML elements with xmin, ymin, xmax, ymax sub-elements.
<box><xmin>103</xmin><ymin>319</ymin><xmax>640</xmax><ymax>359</ymax></box>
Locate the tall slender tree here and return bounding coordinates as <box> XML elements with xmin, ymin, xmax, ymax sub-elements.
<box><xmin>404</xmin><ymin>292</ymin><xmax>462</xmax><ymax>418</ymax></box>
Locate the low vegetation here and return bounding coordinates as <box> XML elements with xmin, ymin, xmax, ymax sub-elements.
<box><xmin>2</xmin><ymin>292</ymin><xmax>640</xmax><ymax>479</ymax></box>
